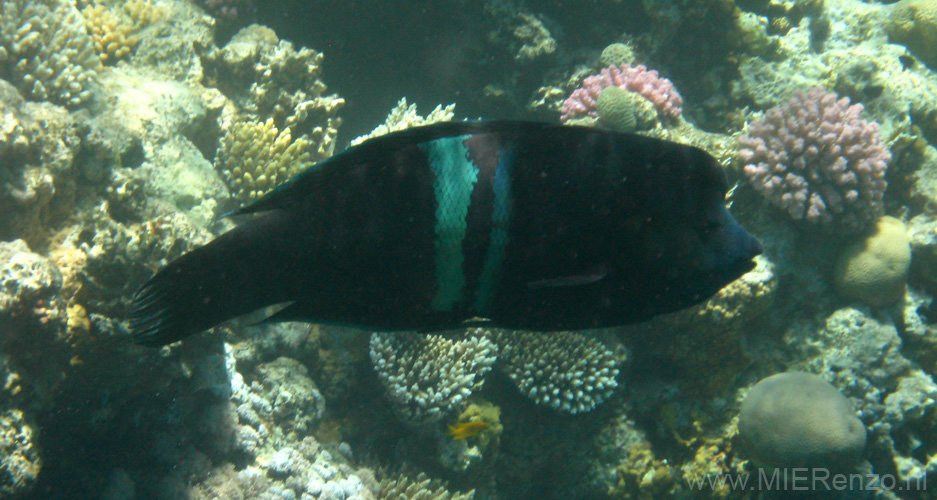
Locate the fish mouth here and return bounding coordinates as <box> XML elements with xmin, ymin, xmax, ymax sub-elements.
<box><xmin>731</xmin><ymin>257</ymin><xmax>758</xmax><ymax>278</ymax></box>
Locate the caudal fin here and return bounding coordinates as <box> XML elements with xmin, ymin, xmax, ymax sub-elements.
<box><xmin>129</xmin><ymin>214</ymin><xmax>295</xmax><ymax>346</ymax></box>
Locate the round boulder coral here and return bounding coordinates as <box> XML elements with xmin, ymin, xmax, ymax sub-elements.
<box><xmin>834</xmin><ymin>216</ymin><xmax>911</xmax><ymax>306</ymax></box>
<box><xmin>739</xmin><ymin>372</ymin><xmax>866</xmax><ymax>471</ymax></box>
<box><xmin>595</xmin><ymin>86</ymin><xmax>656</xmax><ymax>133</ymax></box>
<box><xmin>598</xmin><ymin>42</ymin><xmax>635</xmax><ymax>68</ymax></box>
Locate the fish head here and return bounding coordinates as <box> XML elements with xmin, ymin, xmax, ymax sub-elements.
<box><xmin>633</xmin><ymin>149</ymin><xmax>762</xmax><ymax>311</ymax></box>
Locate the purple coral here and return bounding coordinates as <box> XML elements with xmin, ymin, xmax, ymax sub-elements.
<box><xmin>560</xmin><ymin>63</ymin><xmax>683</xmax><ymax>121</ymax></box>
<box><xmin>739</xmin><ymin>87</ymin><xmax>890</xmax><ymax>233</ymax></box>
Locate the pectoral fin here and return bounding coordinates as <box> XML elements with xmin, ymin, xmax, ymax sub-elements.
<box><xmin>527</xmin><ymin>264</ymin><xmax>609</xmax><ymax>289</ymax></box>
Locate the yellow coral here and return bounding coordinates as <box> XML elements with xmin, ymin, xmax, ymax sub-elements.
<box><xmin>123</xmin><ymin>0</ymin><xmax>164</xmax><ymax>28</ymax></box>
<box><xmin>66</xmin><ymin>303</ymin><xmax>90</xmax><ymax>338</ymax></box>
<box><xmin>81</xmin><ymin>4</ymin><xmax>138</xmax><ymax>64</ymax></box>
<box><xmin>834</xmin><ymin>216</ymin><xmax>911</xmax><ymax>306</ymax></box>
<box><xmin>218</xmin><ymin>117</ymin><xmax>312</xmax><ymax>203</ymax></box>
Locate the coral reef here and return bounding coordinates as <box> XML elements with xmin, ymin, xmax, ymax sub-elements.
<box><xmin>0</xmin><ymin>409</ymin><xmax>40</xmax><ymax>498</ymax></box>
<box><xmin>80</xmin><ymin>3</ymin><xmax>140</xmax><ymax>64</ymax></box>
<box><xmin>834</xmin><ymin>216</ymin><xmax>911</xmax><ymax>306</ymax></box>
<box><xmin>624</xmin><ymin>256</ymin><xmax>777</xmax><ymax>395</ymax></box>
<box><xmin>739</xmin><ymin>87</ymin><xmax>890</xmax><ymax>233</ymax></box>
<box><xmin>886</xmin><ymin>0</ymin><xmax>937</xmax><ymax>70</ymax></box>
<box><xmin>739</xmin><ymin>371</ymin><xmax>867</xmax><ymax>470</ymax></box>
<box><xmin>351</xmin><ymin>98</ymin><xmax>456</xmax><ymax>146</ymax></box>
<box><xmin>0</xmin><ymin>80</ymin><xmax>81</xmax><ymax>246</ymax></box>
<box><xmin>511</xmin><ymin>13</ymin><xmax>556</xmax><ymax>62</ymax></box>
<box><xmin>0</xmin><ymin>0</ymin><xmax>936</xmax><ymax>498</ymax></box>
<box><xmin>369</xmin><ymin>330</ymin><xmax>497</xmax><ymax>426</ymax></box>
<box><xmin>217</xmin><ymin>117</ymin><xmax>311</xmax><ymax>203</ymax></box>
<box><xmin>0</xmin><ymin>0</ymin><xmax>101</xmax><ymax>107</ymax></box>
<box><xmin>202</xmin><ymin>24</ymin><xmax>343</xmax><ymax>158</ymax></box>
<box><xmin>560</xmin><ymin>63</ymin><xmax>683</xmax><ymax>122</ymax></box>
<box><xmin>377</xmin><ymin>470</ymin><xmax>473</xmax><ymax>500</ymax></box>
<box><xmin>491</xmin><ymin>330</ymin><xmax>621</xmax><ymax>414</ymax></box>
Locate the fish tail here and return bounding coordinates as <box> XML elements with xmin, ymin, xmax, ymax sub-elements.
<box><xmin>129</xmin><ymin>214</ymin><xmax>294</xmax><ymax>346</ymax></box>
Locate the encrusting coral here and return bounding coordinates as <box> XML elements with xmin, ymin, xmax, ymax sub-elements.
<box><xmin>0</xmin><ymin>0</ymin><xmax>101</xmax><ymax>107</ymax></box>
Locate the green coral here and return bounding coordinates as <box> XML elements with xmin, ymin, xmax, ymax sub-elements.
<box><xmin>599</xmin><ymin>42</ymin><xmax>635</xmax><ymax>67</ymax></box>
<box><xmin>595</xmin><ymin>86</ymin><xmax>657</xmax><ymax>133</ymax></box>
<box><xmin>0</xmin><ymin>0</ymin><xmax>101</xmax><ymax>107</ymax></box>
<box><xmin>217</xmin><ymin>117</ymin><xmax>311</xmax><ymax>203</ymax></box>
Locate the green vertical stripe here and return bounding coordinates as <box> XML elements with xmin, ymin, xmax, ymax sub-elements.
<box><xmin>421</xmin><ymin>135</ymin><xmax>478</xmax><ymax>312</ymax></box>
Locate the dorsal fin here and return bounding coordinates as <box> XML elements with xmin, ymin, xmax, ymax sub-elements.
<box><xmin>224</xmin><ymin>120</ymin><xmax>556</xmax><ymax>217</ymax></box>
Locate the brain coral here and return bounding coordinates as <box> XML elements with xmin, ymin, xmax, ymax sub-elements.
<box><xmin>0</xmin><ymin>0</ymin><xmax>101</xmax><ymax>107</ymax></box>
<box><xmin>491</xmin><ymin>330</ymin><xmax>621</xmax><ymax>414</ymax></box>
<box><xmin>595</xmin><ymin>86</ymin><xmax>657</xmax><ymax>133</ymax></box>
<box><xmin>739</xmin><ymin>372</ymin><xmax>866</xmax><ymax>471</ymax></box>
<box><xmin>599</xmin><ymin>42</ymin><xmax>636</xmax><ymax>68</ymax></box>
<box><xmin>739</xmin><ymin>87</ymin><xmax>890</xmax><ymax>234</ymax></box>
<box><xmin>369</xmin><ymin>329</ymin><xmax>497</xmax><ymax>426</ymax></box>
<box><xmin>834</xmin><ymin>216</ymin><xmax>911</xmax><ymax>306</ymax></box>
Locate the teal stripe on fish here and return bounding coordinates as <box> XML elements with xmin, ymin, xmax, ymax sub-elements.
<box><xmin>474</xmin><ymin>146</ymin><xmax>513</xmax><ymax>314</ymax></box>
<box><xmin>422</xmin><ymin>135</ymin><xmax>478</xmax><ymax>312</ymax></box>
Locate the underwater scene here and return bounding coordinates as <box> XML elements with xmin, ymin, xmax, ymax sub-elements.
<box><xmin>2</xmin><ymin>0</ymin><xmax>937</xmax><ymax>498</ymax></box>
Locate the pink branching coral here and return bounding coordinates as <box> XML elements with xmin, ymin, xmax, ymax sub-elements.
<box><xmin>739</xmin><ymin>87</ymin><xmax>890</xmax><ymax>233</ymax></box>
<box><xmin>560</xmin><ymin>63</ymin><xmax>683</xmax><ymax>121</ymax></box>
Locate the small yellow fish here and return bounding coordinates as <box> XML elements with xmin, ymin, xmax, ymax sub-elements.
<box><xmin>447</xmin><ymin>420</ymin><xmax>490</xmax><ymax>440</ymax></box>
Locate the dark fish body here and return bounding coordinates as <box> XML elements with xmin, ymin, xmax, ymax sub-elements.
<box><xmin>130</xmin><ymin>121</ymin><xmax>761</xmax><ymax>346</ymax></box>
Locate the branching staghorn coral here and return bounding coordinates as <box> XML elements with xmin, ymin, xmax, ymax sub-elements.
<box><xmin>0</xmin><ymin>0</ymin><xmax>101</xmax><ymax>107</ymax></box>
<box><xmin>217</xmin><ymin>117</ymin><xmax>311</xmax><ymax>203</ymax></box>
